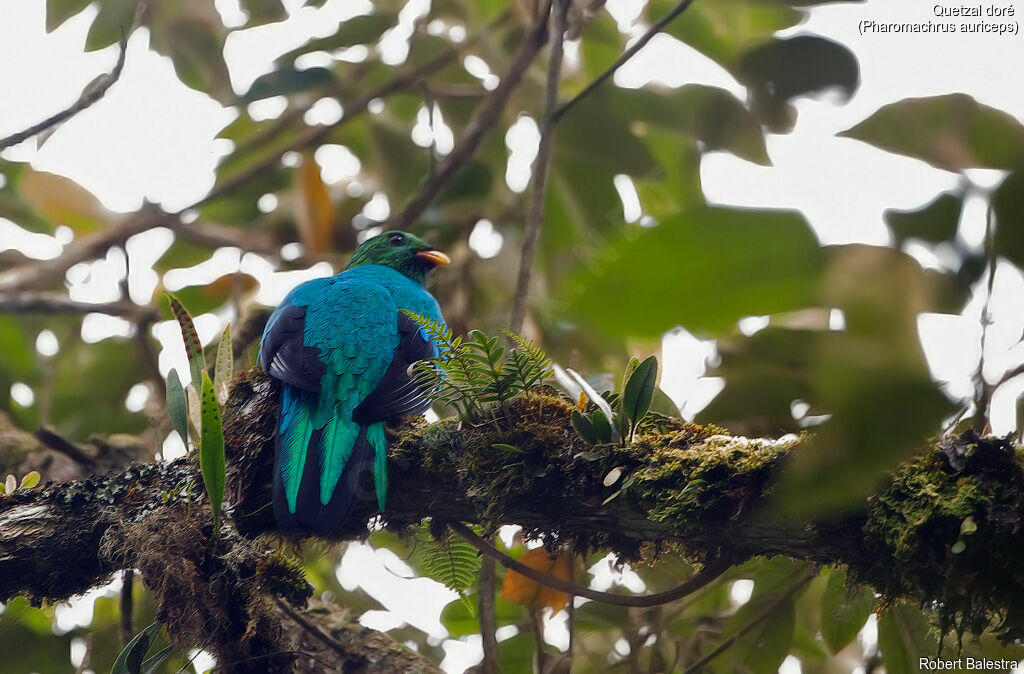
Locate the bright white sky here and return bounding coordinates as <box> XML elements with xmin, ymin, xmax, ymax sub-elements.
<box><xmin>3</xmin><ymin>0</ymin><xmax>1024</xmax><ymax>672</ymax></box>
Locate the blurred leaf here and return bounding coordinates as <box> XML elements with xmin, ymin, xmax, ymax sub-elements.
<box><xmin>649</xmin><ymin>0</ymin><xmax>802</xmax><ymax>70</ymax></box>
<box><xmin>19</xmin><ymin>168</ymin><xmax>111</xmax><ymax>234</ymax></box>
<box><xmin>775</xmin><ymin>246</ymin><xmax>955</xmax><ymax>515</ymax></box>
<box><xmin>241</xmin><ymin>67</ymin><xmax>335</xmax><ymax>103</ymax></box>
<box><xmin>437</xmin><ymin>161</ymin><xmax>494</xmax><ymax>204</ymax></box>
<box><xmin>496</xmin><ymin>632</ymin><xmax>535</xmax><ymax>674</ymax></box>
<box><xmin>441</xmin><ymin>592</ymin><xmax>523</xmax><ymax>637</ymax></box>
<box><xmin>501</xmin><ymin>547</ymin><xmax>573</xmax><ymax>612</ymax></box>
<box><xmin>111</xmin><ymin>621</ymin><xmax>162</xmax><ymax>674</ymax></box>
<box><xmin>213</xmin><ymin>325</ymin><xmax>232</xmax><ymax>405</ymax></box>
<box><xmin>46</xmin><ymin>0</ymin><xmax>93</xmax><ymax>31</ymax></box>
<box><xmin>167</xmin><ymin>294</ymin><xmax>205</xmax><ymax>390</ymax></box>
<box><xmin>20</xmin><ymin>471</ymin><xmax>40</xmax><ymax>489</ymax></box>
<box><xmin>608</xmin><ymin>85</ymin><xmax>769</xmax><ymax>165</ymax></box>
<box><xmin>239</xmin><ymin>0</ymin><xmax>286</xmax><ymax>26</ymax></box>
<box><xmin>699</xmin><ymin>327</ymin><xmax>819</xmax><ymax>436</ymax></box>
<box><xmin>280</xmin><ymin>12</ymin><xmax>395</xmax><ymax>63</ymax></box>
<box><xmin>739</xmin><ymin>36</ymin><xmax>859</xmax><ymax>127</ymax></box>
<box><xmin>886</xmin><ymin>191</ymin><xmax>963</xmax><ymax>246</ymax></box>
<box><xmin>877</xmin><ymin>604</ymin><xmax>939</xmax><ymax>674</ymax></box>
<box><xmin>841</xmin><ymin>94</ymin><xmax>1024</xmax><ymax>171</ymax></box>
<box><xmin>723</xmin><ymin>594</ymin><xmax>796</xmax><ymax>674</ymax></box>
<box><xmin>294</xmin><ymin>150</ymin><xmax>336</xmax><ymax>253</ymax></box>
<box><xmin>570</xmin><ymin>207</ymin><xmax>824</xmax><ymax>336</ymax></box>
<box><xmin>0</xmin><ymin>160</ymin><xmax>60</xmax><ymax>233</ymax></box>
<box><xmin>166</xmin><ymin>368</ymin><xmax>189</xmax><ymax>445</ymax></box>
<box><xmin>577</xmin><ymin>10</ymin><xmax>624</xmax><ymax>79</ymax></box>
<box><xmin>819</xmin><ymin>567</ymin><xmax>873</xmax><ymax>654</ymax></box>
<box><xmin>85</xmin><ymin>0</ymin><xmax>134</xmax><ymax>51</ymax></box>
<box><xmin>199</xmin><ymin>371</ymin><xmax>225</xmax><ymax>534</ymax></box>
<box><xmin>992</xmin><ymin>170</ymin><xmax>1024</xmax><ymax>269</ymax></box>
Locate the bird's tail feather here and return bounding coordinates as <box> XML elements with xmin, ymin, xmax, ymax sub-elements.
<box><xmin>273</xmin><ymin>392</ymin><xmax>375</xmax><ymax>536</ymax></box>
<box><xmin>367</xmin><ymin>422</ymin><xmax>389</xmax><ymax>511</ymax></box>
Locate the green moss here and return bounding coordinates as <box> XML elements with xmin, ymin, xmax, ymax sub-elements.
<box><xmin>857</xmin><ymin>433</ymin><xmax>1024</xmax><ymax>642</ymax></box>
<box><xmin>634</xmin><ymin>433</ymin><xmax>797</xmax><ymax>535</ymax></box>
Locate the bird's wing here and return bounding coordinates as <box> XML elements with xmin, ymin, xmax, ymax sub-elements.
<box><xmin>259</xmin><ymin>302</ymin><xmax>326</xmax><ymax>391</ymax></box>
<box><xmin>354</xmin><ymin>311</ymin><xmax>438</xmax><ymax>422</ymax></box>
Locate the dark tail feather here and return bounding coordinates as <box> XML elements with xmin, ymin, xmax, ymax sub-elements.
<box><xmin>273</xmin><ymin>425</ymin><xmax>373</xmax><ymax>537</ymax></box>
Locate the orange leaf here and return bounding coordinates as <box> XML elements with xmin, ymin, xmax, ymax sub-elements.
<box><xmin>294</xmin><ymin>150</ymin><xmax>335</xmax><ymax>253</ymax></box>
<box><xmin>501</xmin><ymin>547</ymin><xmax>572</xmax><ymax>613</ymax></box>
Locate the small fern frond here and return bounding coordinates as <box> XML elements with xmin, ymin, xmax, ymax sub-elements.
<box><xmin>411</xmin><ymin>525</ymin><xmax>481</xmax><ymax>600</ymax></box>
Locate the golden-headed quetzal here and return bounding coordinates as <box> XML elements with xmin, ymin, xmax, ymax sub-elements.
<box><xmin>259</xmin><ymin>231</ymin><xmax>448</xmax><ymax>535</ymax></box>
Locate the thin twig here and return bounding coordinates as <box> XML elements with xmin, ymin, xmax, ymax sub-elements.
<box><xmin>973</xmin><ymin>202</ymin><xmax>998</xmax><ymax>434</ymax></box>
<box><xmin>120</xmin><ymin>569</ymin><xmax>134</xmax><ymax>646</ymax></box>
<box><xmin>274</xmin><ymin>599</ymin><xmax>348</xmax><ymax>657</ymax></box>
<box><xmin>451</xmin><ymin>523</ymin><xmax>732</xmax><ymax>607</ymax></box>
<box><xmin>0</xmin><ymin>292</ymin><xmax>155</xmax><ymax>319</ymax></box>
<box><xmin>0</xmin><ymin>207</ymin><xmax>175</xmax><ymax>292</ymax></box>
<box><xmin>0</xmin><ymin>32</ymin><xmax>129</xmax><ymax>151</ymax></box>
<box><xmin>478</xmin><ymin>557</ymin><xmax>501</xmax><ymax>674</ymax></box>
<box><xmin>679</xmin><ymin>567</ymin><xmax>816</xmax><ymax>674</ymax></box>
<box><xmin>33</xmin><ymin>427</ymin><xmax>98</xmax><ymax>468</ymax></box>
<box><xmin>509</xmin><ymin>0</ymin><xmax>569</xmax><ymax>333</ymax></box>
<box><xmin>552</xmin><ymin>0</ymin><xmax>698</xmax><ymax>124</ymax></box>
<box><xmin>385</xmin><ymin>2</ymin><xmax>553</xmax><ymax>232</ymax></box>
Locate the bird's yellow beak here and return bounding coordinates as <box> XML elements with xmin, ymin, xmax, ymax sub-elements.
<box><xmin>415</xmin><ymin>249</ymin><xmax>451</xmax><ymax>267</ymax></box>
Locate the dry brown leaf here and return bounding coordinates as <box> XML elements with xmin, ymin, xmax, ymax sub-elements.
<box><xmin>501</xmin><ymin>547</ymin><xmax>573</xmax><ymax>613</ymax></box>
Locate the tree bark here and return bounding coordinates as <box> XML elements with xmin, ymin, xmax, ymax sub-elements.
<box><xmin>1</xmin><ymin>369</ymin><xmax>1022</xmax><ymax>669</ymax></box>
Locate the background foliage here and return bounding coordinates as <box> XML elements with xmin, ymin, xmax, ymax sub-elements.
<box><xmin>2</xmin><ymin>0</ymin><xmax>1024</xmax><ymax>671</ymax></box>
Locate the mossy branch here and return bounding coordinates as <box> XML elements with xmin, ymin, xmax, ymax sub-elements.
<box><xmin>1</xmin><ymin>368</ymin><xmax>1024</xmax><ymax>669</ymax></box>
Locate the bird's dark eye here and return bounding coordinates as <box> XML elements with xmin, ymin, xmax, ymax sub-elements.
<box><xmin>388</xmin><ymin>233</ymin><xmax>405</xmax><ymax>247</ymax></box>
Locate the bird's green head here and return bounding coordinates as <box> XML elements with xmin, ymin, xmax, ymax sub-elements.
<box><xmin>345</xmin><ymin>230</ymin><xmax>450</xmax><ymax>284</ymax></box>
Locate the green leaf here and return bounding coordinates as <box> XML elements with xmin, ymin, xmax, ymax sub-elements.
<box><xmin>774</xmin><ymin>247</ymin><xmax>955</xmax><ymax>516</ymax></box>
<box><xmin>85</xmin><ymin>0</ymin><xmax>134</xmax><ymax>51</ymax></box>
<box><xmin>46</xmin><ymin>0</ymin><xmax>94</xmax><ymax>32</ymax></box>
<box><xmin>200</xmin><ymin>372</ymin><xmax>226</xmax><ymax>535</ymax></box>
<box><xmin>606</xmin><ymin>85</ymin><xmax>770</xmax><ymax>165</ymax></box>
<box><xmin>877</xmin><ymin>604</ymin><xmax>939</xmax><ymax>674</ymax></box>
<box><xmin>820</xmin><ymin>567</ymin><xmax>873</xmax><ymax>654</ymax></box>
<box><xmin>738</xmin><ymin>35</ymin><xmax>859</xmax><ymax>126</ymax></box>
<box><xmin>240</xmin><ymin>67</ymin><xmax>335</xmax><ymax>103</ymax></box>
<box><xmin>886</xmin><ymin>191</ymin><xmax>963</xmax><ymax>246</ymax></box>
<box><xmin>570</xmin><ymin>206</ymin><xmax>824</xmax><ymax>337</ymax></box>
<box><xmin>167</xmin><ymin>294</ymin><xmax>205</xmax><ymax>392</ymax></box>
<box><xmin>649</xmin><ymin>0</ymin><xmax>802</xmax><ymax>71</ymax></box>
<box><xmin>140</xmin><ymin>645</ymin><xmax>173</xmax><ymax>674</ymax></box>
<box><xmin>590</xmin><ymin>409</ymin><xmax>614</xmax><ymax>443</ymax></box>
<box><xmin>280</xmin><ymin>12</ymin><xmax>395</xmax><ymax>63</ymax></box>
<box><xmin>492</xmin><ymin>443</ymin><xmax>524</xmax><ymax>454</ymax></box>
<box><xmin>724</xmin><ymin>595</ymin><xmax>796</xmax><ymax>674</ymax></box>
<box><xmin>992</xmin><ymin>171</ymin><xmax>1024</xmax><ymax>269</ymax></box>
<box><xmin>621</xmin><ymin>355</ymin><xmax>658</xmax><ymax>435</ymax></box>
<box><xmin>570</xmin><ymin>409</ymin><xmax>598</xmax><ymax>444</ymax></box>
<box><xmin>19</xmin><ymin>471</ymin><xmax>40</xmax><ymax>489</ymax></box>
<box><xmin>441</xmin><ymin>592</ymin><xmax>523</xmax><ymax>638</ymax></box>
<box><xmin>213</xmin><ymin>325</ymin><xmax>233</xmax><ymax>405</ymax></box>
<box><xmin>111</xmin><ymin>621</ymin><xmax>162</xmax><ymax>674</ymax></box>
<box><xmin>166</xmin><ymin>369</ymin><xmax>189</xmax><ymax>446</ymax></box>
<box><xmin>239</xmin><ymin>0</ymin><xmax>286</xmax><ymax>26</ymax></box>
<box><xmin>841</xmin><ymin>94</ymin><xmax>1024</xmax><ymax>171</ymax></box>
